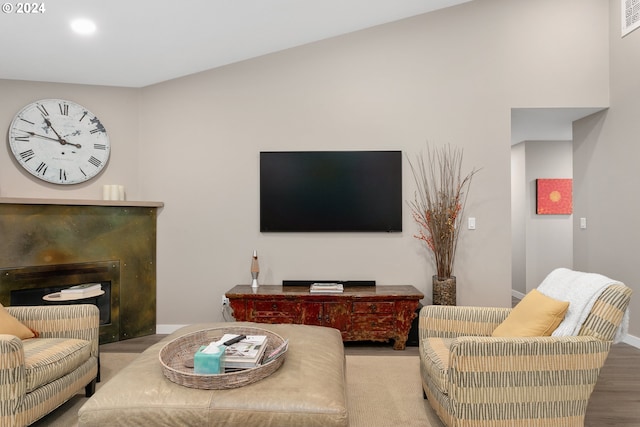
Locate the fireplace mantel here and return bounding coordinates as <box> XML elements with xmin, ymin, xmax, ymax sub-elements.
<box><xmin>0</xmin><ymin>197</ymin><xmax>164</xmax><ymax>208</ymax></box>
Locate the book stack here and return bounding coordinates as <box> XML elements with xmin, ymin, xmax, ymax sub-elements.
<box><xmin>309</xmin><ymin>283</ymin><xmax>344</xmax><ymax>293</ymax></box>
<box><xmin>60</xmin><ymin>283</ymin><xmax>102</xmax><ymax>295</ymax></box>
<box><xmin>218</xmin><ymin>334</ymin><xmax>268</xmax><ymax>370</ymax></box>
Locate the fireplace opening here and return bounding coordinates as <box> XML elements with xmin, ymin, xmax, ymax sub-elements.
<box><xmin>10</xmin><ymin>281</ymin><xmax>112</xmax><ymax>325</ymax></box>
<box><xmin>0</xmin><ymin>261</ymin><xmax>121</xmax><ymax>343</ymax></box>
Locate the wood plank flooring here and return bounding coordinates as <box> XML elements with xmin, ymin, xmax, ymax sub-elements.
<box><xmin>585</xmin><ymin>342</ymin><xmax>640</xmax><ymax>426</ymax></box>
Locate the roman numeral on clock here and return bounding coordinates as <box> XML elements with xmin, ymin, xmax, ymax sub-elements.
<box><xmin>19</xmin><ymin>149</ymin><xmax>35</xmax><ymax>162</ymax></box>
<box><xmin>36</xmin><ymin>104</ymin><xmax>49</xmax><ymax>117</ymax></box>
<box><xmin>88</xmin><ymin>156</ymin><xmax>102</xmax><ymax>167</ymax></box>
<box><xmin>94</xmin><ymin>143</ymin><xmax>107</xmax><ymax>150</ymax></box>
<box><xmin>15</xmin><ymin>135</ymin><xmax>29</xmax><ymax>142</ymax></box>
<box><xmin>59</xmin><ymin>169</ymin><xmax>67</xmax><ymax>181</ymax></box>
<box><xmin>36</xmin><ymin>162</ymin><xmax>48</xmax><ymax>175</ymax></box>
<box><xmin>59</xmin><ymin>103</ymin><xmax>69</xmax><ymax>115</ymax></box>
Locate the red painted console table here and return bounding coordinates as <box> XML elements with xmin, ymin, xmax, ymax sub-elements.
<box><xmin>226</xmin><ymin>285</ymin><xmax>423</xmax><ymax>350</ymax></box>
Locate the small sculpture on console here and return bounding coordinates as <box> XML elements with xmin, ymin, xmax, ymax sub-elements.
<box><xmin>251</xmin><ymin>250</ymin><xmax>260</xmax><ymax>290</ymax></box>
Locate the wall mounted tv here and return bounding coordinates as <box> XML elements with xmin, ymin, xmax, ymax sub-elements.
<box><xmin>260</xmin><ymin>151</ymin><xmax>402</xmax><ymax>232</ymax></box>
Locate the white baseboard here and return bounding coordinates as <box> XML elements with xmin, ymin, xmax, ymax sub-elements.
<box><xmin>511</xmin><ymin>289</ymin><xmax>525</xmax><ymax>300</ymax></box>
<box><xmin>156</xmin><ymin>321</ymin><xmax>234</xmax><ymax>335</ymax></box>
<box><xmin>155</xmin><ymin>324</ymin><xmax>189</xmax><ymax>335</ymax></box>
<box><xmin>623</xmin><ymin>333</ymin><xmax>640</xmax><ymax>349</ymax></box>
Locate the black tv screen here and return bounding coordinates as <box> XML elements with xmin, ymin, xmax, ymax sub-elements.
<box><xmin>260</xmin><ymin>151</ymin><xmax>402</xmax><ymax>232</ymax></box>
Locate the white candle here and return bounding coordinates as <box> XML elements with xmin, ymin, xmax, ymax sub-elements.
<box><xmin>118</xmin><ymin>185</ymin><xmax>125</xmax><ymax>200</ymax></box>
<box><xmin>103</xmin><ymin>185</ymin><xmax>111</xmax><ymax>200</ymax></box>
<box><xmin>109</xmin><ymin>185</ymin><xmax>119</xmax><ymax>200</ymax></box>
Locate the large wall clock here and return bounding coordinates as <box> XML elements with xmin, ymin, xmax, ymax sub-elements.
<box><xmin>8</xmin><ymin>98</ymin><xmax>110</xmax><ymax>185</ymax></box>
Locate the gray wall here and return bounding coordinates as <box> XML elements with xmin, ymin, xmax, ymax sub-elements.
<box><xmin>527</xmin><ymin>141</ymin><xmax>573</xmax><ymax>292</ymax></box>
<box><xmin>511</xmin><ymin>143</ymin><xmax>527</xmax><ymax>295</ymax></box>
<box><xmin>511</xmin><ymin>140</ymin><xmax>574</xmax><ymax>295</ymax></box>
<box><xmin>1</xmin><ymin>0</ymin><xmax>618</xmax><ymax>334</ymax></box>
<box><xmin>573</xmin><ymin>0</ymin><xmax>640</xmax><ymax>340</ymax></box>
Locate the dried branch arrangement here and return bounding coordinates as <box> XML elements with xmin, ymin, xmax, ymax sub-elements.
<box><xmin>407</xmin><ymin>144</ymin><xmax>479</xmax><ymax>278</ymax></box>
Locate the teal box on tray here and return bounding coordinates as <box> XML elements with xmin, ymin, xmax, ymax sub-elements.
<box><xmin>194</xmin><ymin>345</ymin><xmax>225</xmax><ymax>374</ymax></box>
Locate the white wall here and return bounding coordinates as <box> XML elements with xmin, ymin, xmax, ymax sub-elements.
<box><xmin>0</xmin><ymin>0</ymin><xmax>612</xmax><ymax>331</ymax></box>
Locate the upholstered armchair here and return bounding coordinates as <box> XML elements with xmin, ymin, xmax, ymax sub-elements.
<box><xmin>0</xmin><ymin>304</ymin><xmax>100</xmax><ymax>427</ymax></box>
<box><xmin>419</xmin><ymin>282</ymin><xmax>632</xmax><ymax>427</ymax></box>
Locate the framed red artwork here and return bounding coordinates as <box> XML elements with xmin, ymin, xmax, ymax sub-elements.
<box><xmin>536</xmin><ymin>178</ymin><xmax>572</xmax><ymax>215</ymax></box>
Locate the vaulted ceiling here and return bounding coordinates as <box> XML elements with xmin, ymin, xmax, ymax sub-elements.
<box><xmin>0</xmin><ymin>0</ymin><xmax>602</xmax><ymax>141</ymax></box>
<box><xmin>0</xmin><ymin>0</ymin><xmax>471</xmax><ymax>88</ymax></box>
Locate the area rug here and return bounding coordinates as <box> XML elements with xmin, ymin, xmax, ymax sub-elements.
<box><xmin>33</xmin><ymin>353</ymin><xmax>444</xmax><ymax>427</ymax></box>
<box><xmin>346</xmin><ymin>355</ymin><xmax>444</xmax><ymax>427</ymax></box>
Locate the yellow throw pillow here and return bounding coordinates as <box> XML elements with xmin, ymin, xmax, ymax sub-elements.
<box><xmin>492</xmin><ymin>289</ymin><xmax>569</xmax><ymax>337</ymax></box>
<box><xmin>0</xmin><ymin>303</ymin><xmax>36</xmax><ymax>339</ymax></box>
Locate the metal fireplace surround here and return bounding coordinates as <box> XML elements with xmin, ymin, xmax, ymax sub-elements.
<box><xmin>0</xmin><ymin>198</ymin><xmax>162</xmax><ymax>344</ymax></box>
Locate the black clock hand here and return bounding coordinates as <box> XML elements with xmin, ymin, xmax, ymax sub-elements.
<box><xmin>42</xmin><ymin>118</ymin><xmax>82</xmax><ymax>148</ymax></box>
<box><xmin>43</xmin><ymin>118</ymin><xmax>64</xmax><ymax>141</ymax></box>
<box><xmin>23</xmin><ymin>131</ymin><xmax>83</xmax><ymax>148</ymax></box>
<box><xmin>22</xmin><ymin>131</ymin><xmax>60</xmax><ymax>142</ymax></box>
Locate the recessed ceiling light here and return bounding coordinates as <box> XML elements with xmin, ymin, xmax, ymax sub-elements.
<box><xmin>70</xmin><ymin>18</ymin><xmax>97</xmax><ymax>35</ymax></box>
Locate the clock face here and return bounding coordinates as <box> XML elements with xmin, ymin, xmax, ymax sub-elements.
<box><xmin>8</xmin><ymin>99</ymin><xmax>110</xmax><ymax>185</ymax></box>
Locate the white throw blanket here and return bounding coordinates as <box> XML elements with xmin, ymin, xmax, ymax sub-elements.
<box><xmin>537</xmin><ymin>268</ymin><xmax>629</xmax><ymax>343</ymax></box>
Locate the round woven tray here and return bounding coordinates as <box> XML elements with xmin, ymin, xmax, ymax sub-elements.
<box><xmin>159</xmin><ymin>326</ymin><xmax>286</xmax><ymax>390</ymax></box>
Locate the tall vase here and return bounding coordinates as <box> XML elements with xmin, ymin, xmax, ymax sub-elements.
<box><xmin>432</xmin><ymin>276</ymin><xmax>456</xmax><ymax>306</ymax></box>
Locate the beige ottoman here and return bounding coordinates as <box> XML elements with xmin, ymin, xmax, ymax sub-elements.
<box><xmin>78</xmin><ymin>322</ymin><xmax>348</xmax><ymax>427</ymax></box>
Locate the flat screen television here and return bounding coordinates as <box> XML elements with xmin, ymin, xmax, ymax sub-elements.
<box><xmin>260</xmin><ymin>151</ymin><xmax>402</xmax><ymax>232</ymax></box>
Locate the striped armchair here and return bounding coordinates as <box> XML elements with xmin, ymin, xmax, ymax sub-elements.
<box><xmin>0</xmin><ymin>304</ymin><xmax>100</xmax><ymax>427</ymax></box>
<box><xmin>419</xmin><ymin>283</ymin><xmax>632</xmax><ymax>427</ymax></box>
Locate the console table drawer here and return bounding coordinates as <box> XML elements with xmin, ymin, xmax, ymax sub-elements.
<box><xmin>251</xmin><ymin>300</ymin><xmax>298</xmax><ymax>314</ymax></box>
<box><xmin>251</xmin><ymin>315</ymin><xmax>297</xmax><ymax>324</ymax></box>
<box><xmin>249</xmin><ymin>300</ymin><xmax>299</xmax><ymax>323</ymax></box>
<box><xmin>353</xmin><ymin>315</ymin><xmax>395</xmax><ymax>331</ymax></box>
<box><xmin>353</xmin><ymin>301</ymin><xmax>394</xmax><ymax>314</ymax></box>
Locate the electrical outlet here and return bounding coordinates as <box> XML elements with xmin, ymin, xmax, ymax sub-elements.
<box><xmin>221</xmin><ymin>296</ymin><xmax>230</xmax><ymax>306</ymax></box>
